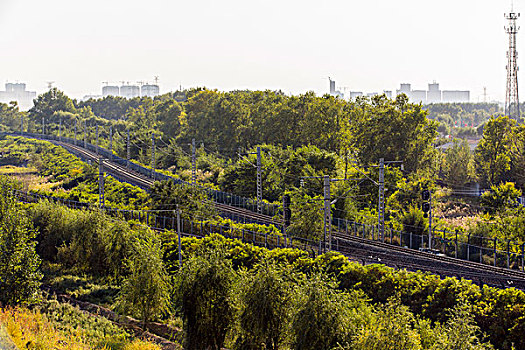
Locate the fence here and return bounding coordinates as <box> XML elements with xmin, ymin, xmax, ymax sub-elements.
<box><xmin>13</xmin><ymin>188</ymin><xmax>320</xmax><ymax>257</ymax></box>
<box><xmin>332</xmin><ymin>217</ymin><xmax>525</xmax><ymax>271</ymax></box>
<box><xmin>8</xmin><ymin>132</ymin><xmax>281</xmax><ymax>217</ymax></box>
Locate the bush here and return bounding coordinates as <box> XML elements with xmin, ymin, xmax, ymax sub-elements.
<box><xmin>234</xmin><ymin>264</ymin><xmax>295</xmax><ymax>350</ymax></box>
<box><xmin>174</xmin><ymin>249</ymin><xmax>236</xmax><ymax>350</ymax></box>
<box><xmin>0</xmin><ymin>179</ymin><xmax>42</xmax><ymax>305</ymax></box>
<box><xmin>116</xmin><ymin>233</ymin><xmax>170</xmax><ymax>329</ymax></box>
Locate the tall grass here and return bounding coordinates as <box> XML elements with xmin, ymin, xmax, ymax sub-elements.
<box><xmin>0</xmin><ymin>302</ymin><xmax>162</xmax><ymax>350</ymax></box>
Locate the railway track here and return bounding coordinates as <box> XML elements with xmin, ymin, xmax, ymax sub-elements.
<box><xmin>52</xmin><ymin>140</ymin><xmax>283</xmax><ymax>226</ymax></box>
<box><xmin>333</xmin><ymin>233</ymin><xmax>525</xmax><ymax>289</ymax></box>
<box><xmin>12</xmin><ymin>134</ymin><xmax>525</xmax><ymax>289</ymax></box>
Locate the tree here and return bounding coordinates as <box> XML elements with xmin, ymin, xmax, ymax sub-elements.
<box><xmin>432</xmin><ymin>302</ymin><xmax>494</xmax><ymax>350</ymax></box>
<box><xmin>29</xmin><ymin>88</ymin><xmax>76</xmax><ymax>121</ymax></box>
<box><xmin>155</xmin><ymin>99</ymin><xmax>184</xmax><ymax>138</ymax></box>
<box><xmin>475</xmin><ymin>116</ymin><xmax>516</xmax><ymax>185</ymax></box>
<box><xmin>0</xmin><ymin>179</ymin><xmax>42</xmax><ymax>305</ymax></box>
<box><xmin>480</xmin><ymin>182</ymin><xmax>522</xmax><ymax>215</ymax></box>
<box><xmin>0</xmin><ymin>102</ymin><xmax>24</xmax><ymax>132</ymax></box>
<box><xmin>442</xmin><ymin>139</ymin><xmax>476</xmax><ymax>188</ymax></box>
<box><xmin>291</xmin><ymin>274</ymin><xmax>368</xmax><ymax>350</ymax></box>
<box><xmin>174</xmin><ymin>250</ymin><xmax>236</xmax><ymax>350</ymax></box>
<box><xmin>149</xmin><ymin>180</ymin><xmax>217</xmax><ymax>220</ymax></box>
<box><xmin>285</xmin><ymin>187</ymin><xmax>324</xmax><ymax>242</ymax></box>
<box><xmin>234</xmin><ymin>264</ymin><xmax>295</xmax><ymax>350</ymax></box>
<box><xmin>348</xmin><ymin>95</ymin><xmax>438</xmax><ymax>174</ymax></box>
<box><xmin>350</xmin><ymin>299</ymin><xmax>423</xmax><ymax>350</ymax></box>
<box><xmin>116</xmin><ymin>233</ymin><xmax>170</xmax><ymax>329</ymax></box>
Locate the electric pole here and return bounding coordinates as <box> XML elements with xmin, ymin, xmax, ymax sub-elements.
<box><xmin>177</xmin><ymin>204</ymin><xmax>182</xmax><ymax>268</ymax></box>
<box><xmin>20</xmin><ymin>115</ymin><xmax>24</xmax><ymax>134</ymax></box>
<box><xmin>109</xmin><ymin>126</ymin><xmax>113</xmax><ymax>160</ymax></box>
<box><xmin>126</xmin><ymin>129</ymin><xmax>130</xmax><ymax>168</ymax></box>
<box><xmin>192</xmin><ymin>138</ymin><xmax>196</xmax><ymax>184</ymax></box>
<box><xmin>59</xmin><ymin>117</ymin><xmax>62</xmax><ymax>141</ymax></box>
<box><xmin>96</xmin><ymin>124</ymin><xmax>99</xmax><ymax>154</ymax></box>
<box><xmin>429</xmin><ymin>191</ymin><xmax>433</xmax><ymax>249</ymax></box>
<box><xmin>151</xmin><ymin>132</ymin><xmax>155</xmax><ymax>180</ymax></box>
<box><xmin>84</xmin><ymin>123</ymin><xmax>87</xmax><ymax>148</ymax></box>
<box><xmin>74</xmin><ymin>120</ymin><xmax>77</xmax><ymax>145</ymax></box>
<box><xmin>42</xmin><ymin>117</ymin><xmax>45</xmax><ymax>135</ymax></box>
<box><xmin>256</xmin><ymin>146</ymin><xmax>262</xmax><ymax>214</ymax></box>
<box><xmin>323</xmin><ymin>175</ymin><xmax>331</xmax><ymax>252</ymax></box>
<box><xmin>378</xmin><ymin>158</ymin><xmax>385</xmax><ymax>241</ymax></box>
<box><xmin>99</xmin><ymin>158</ymin><xmax>105</xmax><ymax>208</ymax></box>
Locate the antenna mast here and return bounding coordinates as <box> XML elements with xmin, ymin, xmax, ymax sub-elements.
<box><xmin>505</xmin><ymin>4</ymin><xmax>521</xmax><ymax>120</ymax></box>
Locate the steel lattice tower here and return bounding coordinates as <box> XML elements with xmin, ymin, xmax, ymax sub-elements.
<box><xmin>505</xmin><ymin>6</ymin><xmax>521</xmax><ymax>120</ymax></box>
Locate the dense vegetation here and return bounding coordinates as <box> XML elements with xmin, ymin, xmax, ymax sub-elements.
<box><xmin>1</xmin><ymin>88</ymin><xmax>525</xmax><ymax>348</ymax></box>
<box><xmin>0</xmin><ymin>182</ymin><xmax>519</xmax><ymax>349</ymax></box>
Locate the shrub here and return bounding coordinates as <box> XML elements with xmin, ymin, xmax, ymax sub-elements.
<box><xmin>116</xmin><ymin>234</ymin><xmax>171</xmax><ymax>329</ymax></box>
<box><xmin>0</xmin><ymin>179</ymin><xmax>42</xmax><ymax>305</ymax></box>
<box><xmin>174</xmin><ymin>249</ymin><xmax>236</xmax><ymax>350</ymax></box>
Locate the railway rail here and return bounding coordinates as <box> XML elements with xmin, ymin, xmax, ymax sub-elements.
<box><xmin>52</xmin><ymin>140</ymin><xmax>282</xmax><ymax>226</ymax></box>
<box><xmin>7</xmin><ymin>133</ymin><xmax>525</xmax><ymax>290</ymax></box>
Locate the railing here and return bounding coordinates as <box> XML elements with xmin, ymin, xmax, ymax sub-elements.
<box><xmin>332</xmin><ymin>217</ymin><xmax>525</xmax><ymax>272</ymax></box>
<box><xmin>7</xmin><ymin>132</ymin><xmax>281</xmax><ymax>217</ymax></box>
<box><xmin>13</xmin><ymin>185</ymin><xmax>525</xmax><ymax>273</ymax></box>
<box><xmin>13</xmin><ymin>188</ymin><xmax>320</xmax><ymax>257</ymax></box>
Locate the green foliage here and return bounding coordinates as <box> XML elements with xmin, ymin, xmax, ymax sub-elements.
<box><xmin>116</xmin><ymin>234</ymin><xmax>170</xmax><ymax>328</ymax></box>
<box><xmin>0</xmin><ymin>102</ymin><xmax>24</xmax><ymax>132</ymax></box>
<box><xmin>481</xmin><ymin>182</ymin><xmax>522</xmax><ymax>215</ymax></box>
<box><xmin>174</xmin><ymin>249</ymin><xmax>236</xmax><ymax>350</ymax></box>
<box><xmin>350</xmin><ymin>299</ymin><xmax>423</xmax><ymax>350</ymax></box>
<box><xmin>475</xmin><ymin>116</ymin><xmax>517</xmax><ymax>186</ymax></box>
<box><xmin>442</xmin><ymin>139</ymin><xmax>476</xmax><ymax>188</ymax></box>
<box><xmin>29</xmin><ymin>88</ymin><xmax>76</xmax><ymax>122</ymax></box>
<box><xmin>285</xmin><ymin>187</ymin><xmax>323</xmax><ymax>241</ymax></box>
<box><xmin>234</xmin><ymin>264</ymin><xmax>295</xmax><ymax>350</ymax></box>
<box><xmin>149</xmin><ymin>180</ymin><xmax>217</xmax><ymax>220</ymax></box>
<box><xmin>221</xmin><ymin>144</ymin><xmax>337</xmax><ymax>202</ymax></box>
<box><xmin>425</xmin><ymin>103</ymin><xmax>499</xmax><ymax>131</ymax></box>
<box><xmin>290</xmin><ymin>275</ymin><xmax>368</xmax><ymax>350</ymax></box>
<box><xmin>0</xmin><ymin>136</ymin><xmax>89</xmax><ymax>182</ymax></box>
<box><xmin>37</xmin><ymin>298</ymin><xmax>133</xmax><ymax>347</ymax></box>
<box><xmin>399</xmin><ymin>205</ymin><xmax>429</xmax><ymax>237</ymax></box>
<box><xmin>30</xmin><ymin>201</ymin><xmax>139</xmax><ymax>278</ymax></box>
<box><xmin>0</xmin><ymin>179</ymin><xmax>42</xmax><ymax>305</ymax></box>
<box><xmin>348</xmin><ymin>95</ymin><xmax>438</xmax><ymax>173</ymax></box>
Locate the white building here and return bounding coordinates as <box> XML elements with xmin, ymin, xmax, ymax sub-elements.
<box><xmin>442</xmin><ymin>90</ymin><xmax>470</xmax><ymax>103</ymax></box>
<box><xmin>102</xmin><ymin>85</ymin><xmax>120</xmax><ymax>97</ymax></box>
<box><xmin>120</xmin><ymin>85</ymin><xmax>140</xmax><ymax>99</ymax></box>
<box><xmin>0</xmin><ymin>83</ymin><xmax>36</xmax><ymax>110</ymax></box>
<box><xmin>141</xmin><ymin>84</ymin><xmax>160</xmax><ymax>97</ymax></box>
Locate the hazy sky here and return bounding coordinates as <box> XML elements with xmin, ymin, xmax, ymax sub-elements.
<box><xmin>0</xmin><ymin>0</ymin><xmax>519</xmax><ymax>101</ymax></box>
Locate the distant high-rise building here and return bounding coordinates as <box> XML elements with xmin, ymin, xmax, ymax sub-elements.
<box><xmin>395</xmin><ymin>82</ymin><xmax>469</xmax><ymax>104</ymax></box>
<box><xmin>0</xmin><ymin>83</ymin><xmax>36</xmax><ymax>110</ymax></box>
<box><xmin>427</xmin><ymin>82</ymin><xmax>442</xmax><ymax>103</ymax></box>
<box><xmin>442</xmin><ymin>90</ymin><xmax>470</xmax><ymax>103</ymax></box>
<box><xmin>102</xmin><ymin>85</ymin><xmax>120</xmax><ymax>97</ymax></box>
<box><xmin>411</xmin><ymin>90</ymin><xmax>427</xmax><ymax>104</ymax></box>
<box><xmin>141</xmin><ymin>84</ymin><xmax>160</xmax><ymax>97</ymax></box>
<box><xmin>383</xmin><ymin>90</ymin><xmax>393</xmax><ymax>99</ymax></box>
<box><xmin>120</xmin><ymin>84</ymin><xmax>140</xmax><ymax>99</ymax></box>
<box><xmin>329</xmin><ymin>77</ymin><xmax>336</xmax><ymax>95</ymax></box>
<box><xmin>349</xmin><ymin>91</ymin><xmax>364</xmax><ymax>99</ymax></box>
<box><xmin>328</xmin><ymin>77</ymin><xmax>343</xmax><ymax>98</ymax></box>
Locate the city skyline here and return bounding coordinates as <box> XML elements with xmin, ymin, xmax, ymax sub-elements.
<box><xmin>0</xmin><ymin>0</ymin><xmax>519</xmax><ymax>102</ymax></box>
